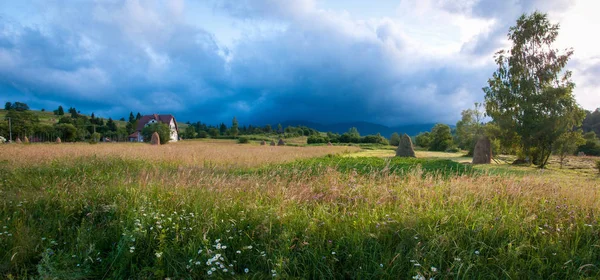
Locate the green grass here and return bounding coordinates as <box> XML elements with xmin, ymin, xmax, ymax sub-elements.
<box><xmin>1</xmin><ymin>156</ymin><xmax>599</xmax><ymax>279</ymax></box>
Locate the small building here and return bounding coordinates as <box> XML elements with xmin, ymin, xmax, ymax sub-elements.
<box><xmin>129</xmin><ymin>114</ymin><xmax>179</xmax><ymax>142</ymax></box>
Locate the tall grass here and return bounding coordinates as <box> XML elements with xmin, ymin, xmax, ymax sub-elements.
<box><xmin>1</xmin><ymin>153</ymin><xmax>599</xmax><ymax>279</ymax></box>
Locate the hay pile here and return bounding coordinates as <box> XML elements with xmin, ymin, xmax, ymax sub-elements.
<box><xmin>260</xmin><ymin>140</ymin><xmax>266</xmax><ymax>146</ymax></box>
<box><xmin>151</xmin><ymin>132</ymin><xmax>161</xmax><ymax>145</ymax></box>
<box><xmin>56</xmin><ymin>137</ymin><xmax>62</xmax><ymax>144</ymax></box>
<box><xmin>277</xmin><ymin>139</ymin><xmax>285</xmax><ymax>146</ymax></box>
<box><xmin>15</xmin><ymin>137</ymin><xmax>22</xmax><ymax>144</ymax></box>
<box><xmin>24</xmin><ymin>136</ymin><xmax>30</xmax><ymax>143</ymax></box>
<box><xmin>327</xmin><ymin>142</ymin><xmax>333</xmax><ymax>146</ymax></box>
<box><xmin>395</xmin><ymin>134</ymin><xmax>416</xmax><ymax>157</ymax></box>
<box><xmin>472</xmin><ymin>136</ymin><xmax>492</xmax><ymax>164</ymax></box>
<box><xmin>270</xmin><ymin>140</ymin><xmax>276</xmax><ymax>146</ymax></box>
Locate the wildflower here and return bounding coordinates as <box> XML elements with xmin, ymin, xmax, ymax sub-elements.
<box><xmin>431</xmin><ymin>266</ymin><xmax>437</xmax><ymax>272</ymax></box>
<box><xmin>155</xmin><ymin>252</ymin><xmax>163</xmax><ymax>258</ymax></box>
<box><xmin>207</xmin><ymin>271</ymin><xmax>212</xmax><ymax>275</ymax></box>
<box><xmin>246</xmin><ymin>245</ymin><xmax>253</xmax><ymax>249</ymax></box>
<box><xmin>236</xmin><ymin>250</ymin><xmax>241</xmax><ymax>254</ymax></box>
<box><xmin>198</xmin><ymin>249</ymin><xmax>203</xmax><ymax>254</ymax></box>
<box><xmin>454</xmin><ymin>257</ymin><xmax>461</xmax><ymax>261</ymax></box>
<box><xmin>244</xmin><ymin>268</ymin><xmax>249</xmax><ymax>273</ymax></box>
<box><xmin>211</xmin><ymin>267</ymin><xmax>216</xmax><ymax>271</ymax></box>
<box><xmin>474</xmin><ymin>250</ymin><xmax>480</xmax><ymax>255</ymax></box>
<box><xmin>380</xmin><ymin>263</ymin><xmax>384</xmax><ymax>268</ymax></box>
<box><xmin>222</xmin><ymin>246</ymin><xmax>227</xmax><ymax>249</ymax></box>
<box><xmin>195</xmin><ymin>261</ymin><xmax>201</xmax><ymax>265</ymax></box>
<box><xmin>129</xmin><ymin>246</ymin><xmax>135</xmax><ymax>253</ymax></box>
<box><xmin>331</xmin><ymin>252</ymin><xmax>336</xmax><ymax>255</ymax></box>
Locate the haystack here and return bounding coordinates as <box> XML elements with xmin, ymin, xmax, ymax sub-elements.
<box><xmin>327</xmin><ymin>142</ymin><xmax>333</xmax><ymax>146</ymax></box>
<box><xmin>472</xmin><ymin>136</ymin><xmax>492</xmax><ymax>164</ymax></box>
<box><xmin>56</xmin><ymin>137</ymin><xmax>62</xmax><ymax>144</ymax></box>
<box><xmin>260</xmin><ymin>140</ymin><xmax>266</xmax><ymax>146</ymax></box>
<box><xmin>270</xmin><ymin>140</ymin><xmax>276</xmax><ymax>146</ymax></box>
<box><xmin>151</xmin><ymin>132</ymin><xmax>161</xmax><ymax>145</ymax></box>
<box><xmin>277</xmin><ymin>138</ymin><xmax>285</xmax><ymax>146</ymax></box>
<box><xmin>24</xmin><ymin>136</ymin><xmax>29</xmax><ymax>143</ymax></box>
<box><xmin>395</xmin><ymin>134</ymin><xmax>416</xmax><ymax>157</ymax></box>
<box><xmin>15</xmin><ymin>137</ymin><xmax>22</xmax><ymax>144</ymax></box>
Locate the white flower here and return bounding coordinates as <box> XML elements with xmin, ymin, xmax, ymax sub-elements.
<box><xmin>431</xmin><ymin>266</ymin><xmax>437</xmax><ymax>272</ymax></box>
<box><xmin>246</xmin><ymin>245</ymin><xmax>253</xmax><ymax>249</ymax></box>
<box><xmin>207</xmin><ymin>271</ymin><xmax>212</xmax><ymax>275</ymax></box>
<box><xmin>331</xmin><ymin>252</ymin><xmax>336</xmax><ymax>255</ymax></box>
<box><xmin>129</xmin><ymin>247</ymin><xmax>135</xmax><ymax>253</ymax></box>
<box><xmin>380</xmin><ymin>263</ymin><xmax>384</xmax><ymax>268</ymax></box>
<box><xmin>223</xmin><ymin>269</ymin><xmax>228</xmax><ymax>272</ymax></box>
<box><xmin>475</xmin><ymin>250</ymin><xmax>480</xmax><ymax>255</ymax></box>
<box><xmin>211</xmin><ymin>267</ymin><xmax>216</xmax><ymax>271</ymax></box>
<box><xmin>454</xmin><ymin>257</ymin><xmax>461</xmax><ymax>261</ymax></box>
<box><xmin>155</xmin><ymin>252</ymin><xmax>163</xmax><ymax>258</ymax></box>
<box><xmin>244</xmin><ymin>268</ymin><xmax>249</xmax><ymax>273</ymax></box>
<box><xmin>236</xmin><ymin>250</ymin><xmax>241</xmax><ymax>254</ymax></box>
<box><xmin>198</xmin><ymin>249</ymin><xmax>203</xmax><ymax>254</ymax></box>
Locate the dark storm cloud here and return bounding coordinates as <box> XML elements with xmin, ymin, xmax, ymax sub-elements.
<box><xmin>0</xmin><ymin>0</ymin><xmax>581</xmax><ymax>126</ymax></box>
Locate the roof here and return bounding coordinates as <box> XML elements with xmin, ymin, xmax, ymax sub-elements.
<box><xmin>136</xmin><ymin>114</ymin><xmax>178</xmax><ymax>132</ymax></box>
<box><xmin>128</xmin><ymin>131</ymin><xmax>140</xmax><ymax>138</ymax></box>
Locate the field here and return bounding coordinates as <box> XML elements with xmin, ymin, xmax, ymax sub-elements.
<box><xmin>1</xmin><ymin>140</ymin><xmax>599</xmax><ymax>279</ymax></box>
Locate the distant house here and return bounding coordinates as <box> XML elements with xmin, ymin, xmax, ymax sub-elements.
<box><xmin>128</xmin><ymin>114</ymin><xmax>179</xmax><ymax>142</ymax></box>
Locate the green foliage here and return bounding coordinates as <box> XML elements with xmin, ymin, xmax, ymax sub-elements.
<box><xmin>553</xmin><ymin>130</ymin><xmax>586</xmax><ymax>168</ymax></box>
<box><xmin>582</xmin><ymin>108</ymin><xmax>600</xmax><ymax>138</ymax></box>
<box><xmin>455</xmin><ymin>103</ymin><xmax>484</xmax><ymax>155</ymax></box>
<box><xmin>578</xmin><ymin>132</ymin><xmax>600</xmax><ymax>156</ymax></box>
<box><xmin>53</xmin><ymin>105</ymin><xmax>64</xmax><ymax>116</ymax></box>
<box><xmin>237</xmin><ymin>136</ymin><xmax>250</xmax><ymax>144</ymax></box>
<box><xmin>53</xmin><ymin>123</ymin><xmax>77</xmax><ymax>142</ymax></box>
<box><xmin>183</xmin><ymin>125</ymin><xmax>197</xmax><ymax>139</ymax></box>
<box><xmin>231</xmin><ymin>117</ymin><xmax>239</xmax><ymax>138</ymax></box>
<box><xmin>4</xmin><ymin>101</ymin><xmax>29</xmax><ymax>111</ymax></box>
<box><xmin>208</xmin><ymin>128</ymin><xmax>219</xmax><ymax>138</ymax></box>
<box><xmin>596</xmin><ymin>160</ymin><xmax>600</xmax><ymax>173</ymax></box>
<box><xmin>5</xmin><ymin>109</ymin><xmax>40</xmax><ymax>138</ymax></box>
<box><xmin>307</xmin><ymin>134</ymin><xmax>328</xmax><ymax>144</ymax></box>
<box><xmin>429</xmin><ymin>124</ymin><xmax>453</xmax><ymax>152</ymax></box>
<box><xmin>483</xmin><ymin>12</ymin><xmax>585</xmax><ymax>168</ymax></box>
<box><xmin>142</xmin><ymin>123</ymin><xmax>170</xmax><ymax>144</ymax></box>
<box><xmin>90</xmin><ymin>132</ymin><xmax>101</xmax><ymax>144</ymax></box>
<box><xmin>389</xmin><ymin>132</ymin><xmax>400</xmax><ymax>146</ymax></box>
<box><xmin>415</xmin><ymin>132</ymin><xmax>432</xmax><ymax>148</ymax></box>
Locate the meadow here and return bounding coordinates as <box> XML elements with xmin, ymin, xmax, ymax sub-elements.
<box><xmin>0</xmin><ymin>140</ymin><xmax>599</xmax><ymax>279</ymax></box>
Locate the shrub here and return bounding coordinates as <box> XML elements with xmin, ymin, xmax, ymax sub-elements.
<box><xmin>596</xmin><ymin>160</ymin><xmax>600</xmax><ymax>173</ymax></box>
<box><xmin>237</xmin><ymin>137</ymin><xmax>250</xmax><ymax>144</ymax></box>
<box><xmin>142</xmin><ymin>123</ymin><xmax>171</xmax><ymax>144</ymax></box>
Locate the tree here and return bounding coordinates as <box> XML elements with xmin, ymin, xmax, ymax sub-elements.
<box><xmin>553</xmin><ymin>130</ymin><xmax>585</xmax><ymax>168</ymax></box>
<box><xmin>264</xmin><ymin>124</ymin><xmax>272</xmax><ymax>134</ymax></box>
<box><xmin>129</xmin><ymin>112</ymin><xmax>135</xmax><ymax>123</ymax></box>
<box><xmin>415</xmin><ymin>132</ymin><xmax>432</xmax><ymax>148</ymax></box>
<box><xmin>483</xmin><ymin>12</ymin><xmax>585</xmax><ymax>168</ymax></box>
<box><xmin>54</xmin><ymin>106</ymin><xmax>64</xmax><ymax>116</ymax></box>
<box><xmin>455</xmin><ymin>103</ymin><xmax>484</xmax><ymax>154</ymax></box>
<box><xmin>13</xmin><ymin>102</ymin><xmax>29</xmax><ymax>111</ymax></box>
<box><xmin>219</xmin><ymin>123</ymin><xmax>227</xmax><ymax>136</ymax></box>
<box><xmin>582</xmin><ymin>108</ymin><xmax>600</xmax><ymax>138</ymax></box>
<box><xmin>136</xmin><ymin>112</ymin><xmax>141</xmax><ymax>120</ymax></box>
<box><xmin>208</xmin><ymin>127</ymin><xmax>219</xmax><ymax>138</ymax></box>
<box><xmin>277</xmin><ymin>124</ymin><xmax>283</xmax><ymax>134</ymax></box>
<box><xmin>390</xmin><ymin>132</ymin><xmax>401</xmax><ymax>146</ymax></box>
<box><xmin>184</xmin><ymin>125</ymin><xmax>197</xmax><ymax>139</ymax></box>
<box><xmin>231</xmin><ymin>117</ymin><xmax>239</xmax><ymax>138</ymax></box>
<box><xmin>5</xmin><ymin>110</ymin><xmax>39</xmax><ymax>138</ymax></box>
<box><xmin>429</xmin><ymin>124</ymin><xmax>453</xmax><ymax>151</ymax></box>
<box><xmin>68</xmin><ymin>107</ymin><xmax>78</xmax><ymax>118</ymax></box>
<box><xmin>142</xmin><ymin>123</ymin><xmax>170</xmax><ymax>144</ymax></box>
<box><xmin>54</xmin><ymin>123</ymin><xmax>77</xmax><ymax>142</ymax></box>
<box><xmin>107</xmin><ymin>118</ymin><xmax>117</xmax><ymax>132</ymax></box>
<box><xmin>4</xmin><ymin>102</ymin><xmax>11</xmax><ymax>110</ymax></box>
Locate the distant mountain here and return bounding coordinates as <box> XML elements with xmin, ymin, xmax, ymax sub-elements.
<box><xmin>280</xmin><ymin>120</ymin><xmax>448</xmax><ymax>137</ymax></box>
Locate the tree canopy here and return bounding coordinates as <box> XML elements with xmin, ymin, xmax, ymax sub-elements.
<box><xmin>483</xmin><ymin>12</ymin><xmax>585</xmax><ymax>167</ymax></box>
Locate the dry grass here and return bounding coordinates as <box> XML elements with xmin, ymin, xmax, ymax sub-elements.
<box><xmin>0</xmin><ymin>141</ymin><xmax>359</xmax><ymax>168</ymax></box>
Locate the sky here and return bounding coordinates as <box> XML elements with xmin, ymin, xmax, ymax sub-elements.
<box><xmin>0</xmin><ymin>0</ymin><xmax>598</xmax><ymax>126</ymax></box>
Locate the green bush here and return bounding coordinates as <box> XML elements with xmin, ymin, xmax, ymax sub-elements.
<box><xmin>237</xmin><ymin>137</ymin><xmax>250</xmax><ymax>144</ymax></box>
<box><xmin>142</xmin><ymin>123</ymin><xmax>171</xmax><ymax>144</ymax></box>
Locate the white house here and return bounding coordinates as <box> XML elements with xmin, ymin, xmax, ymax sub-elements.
<box><xmin>128</xmin><ymin>114</ymin><xmax>179</xmax><ymax>142</ymax></box>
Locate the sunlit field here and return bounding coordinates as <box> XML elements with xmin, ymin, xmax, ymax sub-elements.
<box><xmin>1</xmin><ymin>141</ymin><xmax>599</xmax><ymax>279</ymax></box>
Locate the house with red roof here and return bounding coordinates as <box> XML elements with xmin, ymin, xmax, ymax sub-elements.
<box><xmin>128</xmin><ymin>114</ymin><xmax>179</xmax><ymax>142</ymax></box>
